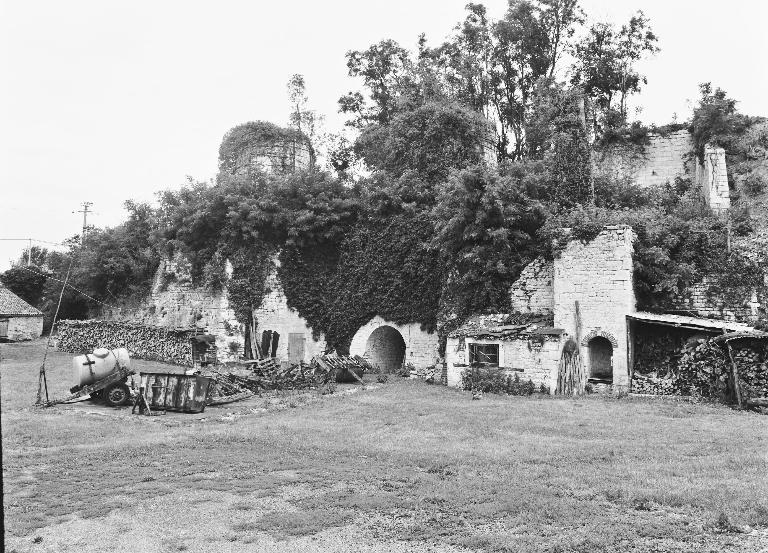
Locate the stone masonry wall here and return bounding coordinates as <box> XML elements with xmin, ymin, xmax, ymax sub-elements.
<box><xmin>445</xmin><ymin>335</ymin><xmax>562</xmax><ymax>390</ymax></box>
<box><xmin>99</xmin><ymin>254</ymin><xmax>245</xmax><ymax>362</ymax></box>
<box><xmin>233</xmin><ymin>139</ymin><xmax>313</xmax><ymax>176</ymax></box>
<box><xmin>509</xmin><ymin>258</ymin><xmax>554</xmax><ymax>314</ymax></box>
<box><xmin>5</xmin><ymin>315</ymin><xmax>43</xmax><ymax>341</ymax></box>
<box><xmin>553</xmin><ymin>226</ymin><xmax>636</xmax><ymax>389</ymax></box>
<box><xmin>349</xmin><ymin>315</ymin><xmax>439</xmax><ymax>371</ymax></box>
<box><xmin>594</xmin><ymin>130</ymin><xmax>692</xmax><ymax>189</ymax></box>
<box><xmin>252</xmin><ymin>257</ymin><xmax>327</xmax><ymax>363</ymax></box>
<box><xmin>594</xmin><ymin>130</ymin><xmax>730</xmax><ymax>212</ymax></box>
<box><xmin>673</xmin><ymin>278</ymin><xmax>766</xmax><ymax>323</ymax></box>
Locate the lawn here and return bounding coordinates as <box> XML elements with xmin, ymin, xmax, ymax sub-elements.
<box><xmin>2</xmin><ymin>339</ymin><xmax>768</xmax><ymax>552</ymax></box>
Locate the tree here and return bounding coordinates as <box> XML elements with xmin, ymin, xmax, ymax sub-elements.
<box><xmin>571</xmin><ymin>11</ymin><xmax>658</xmax><ymax>132</ymax></box>
<box><xmin>432</xmin><ymin>166</ymin><xmax>546</xmax><ymax>318</ymax></box>
<box><xmin>0</xmin><ymin>264</ymin><xmax>48</xmax><ymax>307</ymax></box>
<box><xmin>339</xmin><ymin>40</ymin><xmax>415</xmax><ymax>127</ymax></box>
<box><xmin>287</xmin><ymin>74</ymin><xmax>322</xmax><ymax>155</ymax></box>
<box><xmin>354</xmin><ymin>100</ymin><xmax>492</xmax><ymax>184</ymax></box>
<box><xmin>690</xmin><ymin>83</ymin><xmax>750</xmax><ymax>159</ymax></box>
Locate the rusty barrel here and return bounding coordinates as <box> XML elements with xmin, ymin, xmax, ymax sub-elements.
<box><xmin>139</xmin><ymin>372</ymin><xmax>213</xmax><ymax>413</ymax></box>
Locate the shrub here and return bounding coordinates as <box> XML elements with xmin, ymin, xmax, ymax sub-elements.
<box><xmin>461</xmin><ymin>366</ymin><xmax>536</xmax><ymax>396</ymax></box>
<box><xmin>742</xmin><ymin>171</ymin><xmax>767</xmax><ymax>196</ymax></box>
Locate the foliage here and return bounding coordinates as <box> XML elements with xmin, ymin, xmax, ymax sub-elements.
<box><xmin>279</xmin><ymin>214</ymin><xmax>445</xmax><ymax>350</ymax></box>
<box><xmin>571</xmin><ymin>11</ymin><xmax>658</xmax><ymax>131</ymax></box>
<box><xmin>742</xmin><ymin>171</ymin><xmax>767</xmax><ymax>196</ymax></box>
<box><xmin>433</xmin><ymin>166</ymin><xmax>547</xmax><ymax>320</ymax></box>
<box><xmin>1</xmin><ymin>265</ymin><xmax>48</xmax><ymax>307</ymax></box>
<box><xmin>539</xmin><ymin>187</ymin><xmax>764</xmax><ymax>311</ymax></box>
<box><xmin>341</xmin><ymin>1</ymin><xmax>585</xmax><ymax>160</ymax></box>
<box><xmin>690</xmin><ymin>83</ymin><xmax>752</xmax><ymax>160</ymax></box>
<box><xmin>354</xmin><ymin>101</ymin><xmax>492</xmax><ymax>183</ymax></box>
<box><xmin>287</xmin><ymin>74</ymin><xmax>320</xmax><ymax>146</ymax></box>
<box><xmin>461</xmin><ymin>366</ymin><xmax>537</xmax><ymax>395</ymax></box>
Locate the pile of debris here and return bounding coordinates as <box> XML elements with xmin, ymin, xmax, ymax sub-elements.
<box><xmin>206</xmin><ymin>354</ymin><xmax>372</xmax><ymax>404</ymax></box>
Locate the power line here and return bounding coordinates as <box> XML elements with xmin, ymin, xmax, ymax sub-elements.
<box><xmin>16</xmin><ymin>265</ymin><xmax>120</xmax><ymax>310</ymax></box>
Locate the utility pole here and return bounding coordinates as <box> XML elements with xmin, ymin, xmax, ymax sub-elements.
<box><xmin>77</xmin><ymin>202</ymin><xmax>93</xmax><ymax>246</ymax></box>
<box><xmin>27</xmin><ymin>238</ymin><xmax>32</xmax><ymax>266</ymax></box>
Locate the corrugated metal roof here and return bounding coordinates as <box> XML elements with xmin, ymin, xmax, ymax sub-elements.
<box><xmin>0</xmin><ymin>285</ymin><xmax>43</xmax><ymax>316</ymax></box>
<box><xmin>712</xmin><ymin>331</ymin><xmax>768</xmax><ymax>344</ymax></box>
<box><xmin>628</xmin><ymin>311</ymin><xmax>754</xmax><ymax>332</ymax></box>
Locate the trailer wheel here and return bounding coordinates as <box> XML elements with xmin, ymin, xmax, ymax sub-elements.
<box><xmin>104</xmin><ymin>383</ymin><xmax>131</xmax><ymax>407</ymax></box>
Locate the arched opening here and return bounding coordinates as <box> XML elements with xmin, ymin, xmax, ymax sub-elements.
<box><xmin>365</xmin><ymin>326</ymin><xmax>406</xmax><ymax>373</ymax></box>
<box><xmin>588</xmin><ymin>336</ymin><xmax>613</xmax><ymax>381</ymax></box>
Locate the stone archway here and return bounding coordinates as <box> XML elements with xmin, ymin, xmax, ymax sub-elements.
<box><xmin>364</xmin><ymin>326</ymin><xmax>406</xmax><ymax>373</ymax></box>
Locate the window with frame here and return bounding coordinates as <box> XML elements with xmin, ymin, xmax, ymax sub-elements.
<box><xmin>468</xmin><ymin>343</ymin><xmax>499</xmax><ymax>366</ymax></box>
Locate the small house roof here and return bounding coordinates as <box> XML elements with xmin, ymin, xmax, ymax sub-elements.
<box><xmin>449</xmin><ymin>313</ymin><xmax>560</xmax><ymax>340</ymax></box>
<box><xmin>0</xmin><ymin>285</ymin><xmax>42</xmax><ymax>316</ymax></box>
<box><xmin>628</xmin><ymin>311</ymin><xmax>754</xmax><ymax>333</ymax></box>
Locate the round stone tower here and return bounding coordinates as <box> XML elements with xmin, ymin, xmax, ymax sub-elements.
<box><xmin>218</xmin><ymin>121</ymin><xmax>314</xmax><ymax>177</ymax></box>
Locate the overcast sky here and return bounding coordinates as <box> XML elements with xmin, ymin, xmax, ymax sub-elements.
<box><xmin>1</xmin><ymin>0</ymin><xmax>767</xmax><ymax>270</ymax></box>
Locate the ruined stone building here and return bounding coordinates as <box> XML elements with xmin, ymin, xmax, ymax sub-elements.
<box><xmin>101</xmin><ymin>125</ymin><xmax>760</xmax><ymax>391</ymax></box>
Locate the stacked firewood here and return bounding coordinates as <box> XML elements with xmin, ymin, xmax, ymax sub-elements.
<box><xmin>631</xmin><ymin>372</ymin><xmax>676</xmax><ymax>395</ymax></box>
<box><xmin>57</xmin><ymin>320</ymin><xmax>194</xmax><ymax>365</ymax></box>
<box><xmin>731</xmin><ymin>344</ymin><xmax>768</xmax><ymax>399</ymax></box>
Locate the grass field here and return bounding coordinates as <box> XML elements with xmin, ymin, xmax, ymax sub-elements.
<box><xmin>2</xmin><ymin>339</ymin><xmax>768</xmax><ymax>552</ymax></box>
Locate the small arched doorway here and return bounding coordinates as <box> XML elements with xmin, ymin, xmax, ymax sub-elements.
<box><xmin>365</xmin><ymin>326</ymin><xmax>406</xmax><ymax>373</ymax></box>
<box><xmin>588</xmin><ymin>336</ymin><xmax>613</xmax><ymax>381</ymax></box>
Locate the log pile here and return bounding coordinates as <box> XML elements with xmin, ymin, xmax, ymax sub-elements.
<box><xmin>57</xmin><ymin>320</ymin><xmax>195</xmax><ymax>366</ymax></box>
<box><xmin>730</xmin><ymin>344</ymin><xmax>768</xmax><ymax>400</ymax></box>
<box><xmin>631</xmin><ymin>373</ymin><xmax>676</xmax><ymax>395</ymax></box>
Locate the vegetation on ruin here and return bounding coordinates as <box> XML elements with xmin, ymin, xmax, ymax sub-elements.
<box><xmin>3</xmin><ymin>0</ymin><xmax>767</xmax><ymax>340</ymax></box>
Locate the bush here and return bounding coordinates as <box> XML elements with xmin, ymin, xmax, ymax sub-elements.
<box><xmin>461</xmin><ymin>366</ymin><xmax>536</xmax><ymax>396</ymax></box>
<box><xmin>742</xmin><ymin>171</ymin><xmax>767</xmax><ymax>196</ymax></box>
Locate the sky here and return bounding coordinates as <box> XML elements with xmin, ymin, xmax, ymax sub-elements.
<box><xmin>1</xmin><ymin>0</ymin><xmax>767</xmax><ymax>270</ymax></box>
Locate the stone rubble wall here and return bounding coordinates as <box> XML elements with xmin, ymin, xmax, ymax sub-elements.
<box><xmin>673</xmin><ymin>278</ymin><xmax>766</xmax><ymax>323</ymax></box>
<box><xmin>99</xmin><ymin>255</ymin><xmax>244</xmax><ymax>362</ymax></box>
<box><xmin>508</xmin><ymin>258</ymin><xmax>555</xmax><ymax>314</ymax></box>
<box><xmin>349</xmin><ymin>315</ymin><xmax>439</xmax><ymax>371</ymax></box>
<box><xmin>4</xmin><ymin>315</ymin><xmax>43</xmax><ymax>341</ymax></box>
<box><xmin>594</xmin><ymin>130</ymin><xmax>692</xmax><ymax>189</ymax></box>
<box><xmin>553</xmin><ymin>226</ymin><xmax>636</xmax><ymax>390</ymax></box>
<box><xmin>233</xmin><ymin>139</ymin><xmax>313</xmax><ymax>176</ymax></box>
<box><xmin>252</xmin><ymin>257</ymin><xmax>327</xmax><ymax>363</ymax></box>
<box><xmin>445</xmin><ymin>335</ymin><xmax>562</xmax><ymax>391</ymax></box>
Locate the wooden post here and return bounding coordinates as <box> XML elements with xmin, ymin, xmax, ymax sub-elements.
<box><xmin>725</xmin><ymin>340</ymin><xmax>743</xmax><ymax>409</ymax></box>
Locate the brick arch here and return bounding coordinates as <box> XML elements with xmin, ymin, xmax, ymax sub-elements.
<box><xmin>581</xmin><ymin>329</ymin><xmax>619</xmax><ymax>348</ymax></box>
